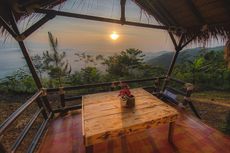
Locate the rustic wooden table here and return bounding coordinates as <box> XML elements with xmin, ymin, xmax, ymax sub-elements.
<box><xmin>82</xmin><ymin>88</ymin><xmax>179</xmax><ymax>153</ymax></box>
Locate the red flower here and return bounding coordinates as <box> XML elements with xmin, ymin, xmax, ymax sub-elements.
<box><xmin>119</xmin><ymin>87</ymin><xmax>131</xmax><ymax>97</ymax></box>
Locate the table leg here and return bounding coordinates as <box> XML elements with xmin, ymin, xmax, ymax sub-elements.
<box><xmin>85</xmin><ymin>145</ymin><xmax>93</xmax><ymax>153</ymax></box>
<box><xmin>168</xmin><ymin>122</ymin><xmax>175</xmax><ymax>144</ymax></box>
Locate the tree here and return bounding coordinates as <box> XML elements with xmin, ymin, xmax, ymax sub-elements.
<box><xmin>70</xmin><ymin>67</ymin><xmax>102</xmax><ymax>85</ymax></box>
<box><xmin>75</xmin><ymin>52</ymin><xmax>104</xmax><ymax>68</ymax></box>
<box><xmin>173</xmin><ymin>49</ymin><xmax>230</xmax><ymax>90</ymax></box>
<box><xmin>42</xmin><ymin>32</ymin><xmax>71</xmax><ymax>87</ymax></box>
<box><xmin>0</xmin><ymin>69</ymin><xmax>36</xmax><ymax>93</ymax></box>
<box><xmin>103</xmin><ymin>48</ymin><xmax>145</xmax><ymax>78</ymax></box>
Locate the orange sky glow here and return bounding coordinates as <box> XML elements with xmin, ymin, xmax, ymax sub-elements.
<box><xmin>1</xmin><ymin>0</ymin><xmax>223</xmax><ymax>53</ymax></box>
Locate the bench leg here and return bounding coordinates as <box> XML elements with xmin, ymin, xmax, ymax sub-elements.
<box><xmin>85</xmin><ymin>145</ymin><xmax>93</xmax><ymax>153</ymax></box>
<box><xmin>168</xmin><ymin>122</ymin><xmax>175</xmax><ymax>144</ymax></box>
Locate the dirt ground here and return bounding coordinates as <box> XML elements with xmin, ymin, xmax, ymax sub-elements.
<box><xmin>191</xmin><ymin>91</ymin><xmax>230</xmax><ymax>134</ymax></box>
<box><xmin>0</xmin><ymin>91</ymin><xmax>229</xmax><ymax>152</ymax></box>
<box><xmin>0</xmin><ymin>94</ymin><xmax>44</xmax><ymax>153</ymax></box>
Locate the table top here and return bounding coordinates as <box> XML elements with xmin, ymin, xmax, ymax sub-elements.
<box><xmin>82</xmin><ymin>88</ymin><xmax>179</xmax><ymax>146</ymax></box>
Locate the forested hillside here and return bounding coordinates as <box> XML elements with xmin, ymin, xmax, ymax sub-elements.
<box><xmin>147</xmin><ymin>46</ymin><xmax>224</xmax><ymax>68</ymax></box>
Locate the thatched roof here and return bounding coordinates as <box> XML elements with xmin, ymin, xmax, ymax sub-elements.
<box><xmin>0</xmin><ymin>0</ymin><xmax>64</xmax><ymax>34</ymax></box>
<box><xmin>133</xmin><ymin>0</ymin><xmax>230</xmax><ymax>43</ymax></box>
<box><xmin>224</xmin><ymin>40</ymin><xmax>230</xmax><ymax>68</ymax></box>
<box><xmin>0</xmin><ymin>0</ymin><xmax>230</xmax><ymax>43</ymax></box>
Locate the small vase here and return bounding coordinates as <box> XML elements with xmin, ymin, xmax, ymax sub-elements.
<box><xmin>120</xmin><ymin>96</ymin><xmax>127</xmax><ymax>107</ymax></box>
<box><xmin>126</xmin><ymin>95</ymin><xmax>135</xmax><ymax>108</ymax></box>
<box><xmin>120</xmin><ymin>95</ymin><xmax>135</xmax><ymax>108</ymax></box>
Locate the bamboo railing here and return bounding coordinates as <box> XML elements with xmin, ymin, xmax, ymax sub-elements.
<box><xmin>0</xmin><ymin>91</ymin><xmax>52</xmax><ymax>153</ymax></box>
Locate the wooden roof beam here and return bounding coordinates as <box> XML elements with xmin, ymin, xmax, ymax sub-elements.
<box><xmin>185</xmin><ymin>0</ymin><xmax>205</xmax><ymax>24</ymax></box>
<box><xmin>7</xmin><ymin>8</ymin><xmax>43</xmax><ymax>89</ymax></box>
<box><xmin>34</xmin><ymin>8</ymin><xmax>184</xmax><ymax>31</ymax></box>
<box><xmin>168</xmin><ymin>32</ymin><xmax>178</xmax><ymax>49</ymax></box>
<box><xmin>120</xmin><ymin>0</ymin><xmax>126</xmax><ymax>24</ymax></box>
<box><xmin>19</xmin><ymin>13</ymin><xmax>56</xmax><ymax>40</ymax></box>
<box><xmin>0</xmin><ymin>16</ymin><xmax>18</xmax><ymax>38</ymax></box>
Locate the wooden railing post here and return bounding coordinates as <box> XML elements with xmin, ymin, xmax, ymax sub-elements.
<box><xmin>183</xmin><ymin>83</ymin><xmax>201</xmax><ymax>119</ymax></box>
<box><xmin>41</xmin><ymin>88</ymin><xmax>53</xmax><ymax>113</ymax></box>
<box><xmin>152</xmin><ymin>78</ymin><xmax>161</xmax><ymax>96</ymax></box>
<box><xmin>59</xmin><ymin>87</ymin><xmax>65</xmax><ymax>108</ymax></box>
<box><xmin>36</xmin><ymin>97</ymin><xmax>48</xmax><ymax>119</ymax></box>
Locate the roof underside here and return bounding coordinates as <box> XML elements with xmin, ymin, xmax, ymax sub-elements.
<box><xmin>133</xmin><ymin>0</ymin><xmax>230</xmax><ymax>42</ymax></box>
<box><xmin>0</xmin><ymin>0</ymin><xmax>230</xmax><ymax>43</ymax></box>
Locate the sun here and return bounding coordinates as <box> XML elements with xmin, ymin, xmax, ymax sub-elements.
<box><xmin>110</xmin><ymin>31</ymin><xmax>119</xmax><ymax>40</ymax></box>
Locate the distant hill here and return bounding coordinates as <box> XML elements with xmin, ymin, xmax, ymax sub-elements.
<box><xmin>146</xmin><ymin>46</ymin><xmax>224</xmax><ymax>69</ymax></box>
<box><xmin>143</xmin><ymin>51</ymin><xmax>169</xmax><ymax>61</ymax></box>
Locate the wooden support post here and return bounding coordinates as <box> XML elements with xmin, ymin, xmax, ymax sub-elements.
<box><xmin>168</xmin><ymin>122</ymin><xmax>175</xmax><ymax>144</ymax></box>
<box><xmin>17</xmin><ymin>41</ymin><xmax>43</xmax><ymax>89</ymax></box>
<box><xmin>59</xmin><ymin>87</ymin><xmax>65</xmax><ymax>108</ymax></box>
<box><xmin>168</xmin><ymin>32</ymin><xmax>178</xmax><ymax>49</ymax></box>
<box><xmin>36</xmin><ymin>98</ymin><xmax>48</xmax><ymax>119</ymax></box>
<box><xmin>7</xmin><ymin>8</ymin><xmax>43</xmax><ymax>89</ymax></box>
<box><xmin>34</xmin><ymin>8</ymin><xmax>178</xmax><ymax>31</ymax></box>
<box><xmin>183</xmin><ymin>83</ymin><xmax>201</xmax><ymax>119</ymax></box>
<box><xmin>0</xmin><ymin>16</ymin><xmax>18</xmax><ymax>38</ymax></box>
<box><xmin>181</xmin><ymin>34</ymin><xmax>198</xmax><ymax>49</ymax></box>
<box><xmin>120</xmin><ymin>0</ymin><xmax>126</xmax><ymax>24</ymax></box>
<box><xmin>161</xmin><ymin>50</ymin><xmax>180</xmax><ymax>92</ymax></box>
<box><xmin>161</xmin><ymin>33</ymin><xmax>188</xmax><ymax>92</ymax></box>
<box><xmin>41</xmin><ymin>88</ymin><xmax>53</xmax><ymax>113</ymax></box>
<box><xmin>153</xmin><ymin>78</ymin><xmax>161</xmax><ymax>95</ymax></box>
<box><xmin>187</xmin><ymin>100</ymin><xmax>201</xmax><ymax>119</ymax></box>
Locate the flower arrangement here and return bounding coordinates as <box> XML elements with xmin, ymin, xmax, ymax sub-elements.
<box><xmin>118</xmin><ymin>84</ymin><xmax>132</xmax><ymax>98</ymax></box>
<box><xmin>115</xmin><ymin>82</ymin><xmax>135</xmax><ymax>108</ymax></box>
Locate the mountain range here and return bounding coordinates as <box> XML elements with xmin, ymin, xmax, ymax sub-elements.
<box><xmin>146</xmin><ymin>46</ymin><xmax>224</xmax><ymax>69</ymax></box>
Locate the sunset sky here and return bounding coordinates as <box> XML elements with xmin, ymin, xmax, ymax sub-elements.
<box><xmin>1</xmin><ymin>0</ymin><xmax>175</xmax><ymax>53</ymax></box>
<box><xmin>1</xmin><ymin>0</ymin><xmax>223</xmax><ymax>53</ymax></box>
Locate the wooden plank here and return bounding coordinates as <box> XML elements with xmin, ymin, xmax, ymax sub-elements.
<box><xmin>82</xmin><ymin>88</ymin><xmax>178</xmax><ymax>146</ymax></box>
<box><xmin>84</xmin><ymin>98</ymin><xmax>173</xmax><ymax>120</ymax></box>
<box><xmin>84</xmin><ymin>109</ymin><xmax>177</xmax><ymax>138</ymax></box>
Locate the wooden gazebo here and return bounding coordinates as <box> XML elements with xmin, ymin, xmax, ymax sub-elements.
<box><xmin>0</xmin><ymin>0</ymin><xmax>230</xmax><ymax>153</ymax></box>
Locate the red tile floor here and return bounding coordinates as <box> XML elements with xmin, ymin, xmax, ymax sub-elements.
<box><xmin>37</xmin><ymin>110</ymin><xmax>230</xmax><ymax>153</ymax></box>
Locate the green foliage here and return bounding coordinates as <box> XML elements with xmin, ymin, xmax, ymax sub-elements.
<box><xmin>103</xmin><ymin>48</ymin><xmax>145</xmax><ymax>79</ymax></box>
<box><xmin>70</xmin><ymin>67</ymin><xmax>102</xmax><ymax>85</ymax></box>
<box><xmin>173</xmin><ymin>50</ymin><xmax>230</xmax><ymax>90</ymax></box>
<box><xmin>0</xmin><ymin>69</ymin><xmax>36</xmax><ymax>93</ymax></box>
<box><xmin>42</xmin><ymin>32</ymin><xmax>71</xmax><ymax>87</ymax></box>
<box><xmin>75</xmin><ymin>53</ymin><xmax>104</xmax><ymax>68</ymax></box>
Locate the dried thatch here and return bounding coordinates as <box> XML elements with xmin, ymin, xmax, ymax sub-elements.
<box><xmin>0</xmin><ymin>0</ymin><xmax>229</xmax><ymax>43</ymax></box>
<box><xmin>0</xmin><ymin>0</ymin><xmax>65</xmax><ymax>34</ymax></box>
<box><xmin>224</xmin><ymin>39</ymin><xmax>230</xmax><ymax>68</ymax></box>
<box><xmin>133</xmin><ymin>0</ymin><xmax>230</xmax><ymax>43</ymax></box>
